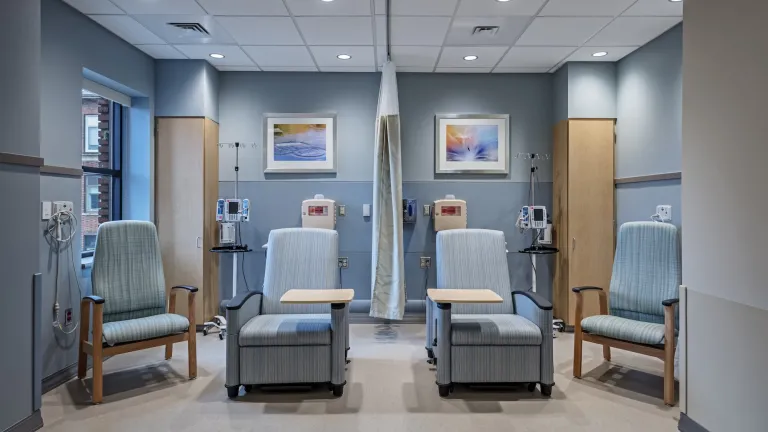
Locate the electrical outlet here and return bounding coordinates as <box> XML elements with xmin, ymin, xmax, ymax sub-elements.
<box><xmin>41</xmin><ymin>201</ymin><xmax>52</xmax><ymax>220</ymax></box>
<box><xmin>64</xmin><ymin>308</ymin><xmax>73</xmax><ymax>326</ymax></box>
<box><xmin>420</xmin><ymin>257</ymin><xmax>431</xmax><ymax>269</ymax></box>
<box><xmin>423</xmin><ymin>204</ymin><xmax>431</xmax><ymax>217</ymax></box>
<box><xmin>656</xmin><ymin>205</ymin><xmax>672</xmax><ymax>222</ymax></box>
<box><xmin>338</xmin><ymin>205</ymin><xmax>346</xmax><ymax>216</ymax></box>
<box><xmin>53</xmin><ymin>201</ymin><xmax>73</xmax><ymax>214</ymax></box>
<box><xmin>338</xmin><ymin>257</ymin><xmax>349</xmax><ymax>268</ymax></box>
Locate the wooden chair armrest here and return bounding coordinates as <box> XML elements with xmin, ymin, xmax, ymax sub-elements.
<box><xmin>662</xmin><ymin>298</ymin><xmax>679</xmax><ymax>307</ymax></box>
<box><xmin>171</xmin><ymin>285</ymin><xmax>199</xmax><ymax>293</ymax></box>
<box><xmin>574</xmin><ymin>287</ymin><xmax>608</xmax><ymax>325</ymax></box>
<box><xmin>572</xmin><ymin>286</ymin><xmax>604</xmax><ymax>294</ymax></box>
<box><xmin>82</xmin><ymin>295</ymin><xmax>105</xmax><ymax>304</ymax></box>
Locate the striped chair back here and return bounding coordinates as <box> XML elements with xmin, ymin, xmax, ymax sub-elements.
<box><xmin>91</xmin><ymin>221</ymin><xmax>167</xmax><ymax>323</ymax></box>
<box><xmin>261</xmin><ymin>228</ymin><xmax>339</xmax><ymax>315</ymax></box>
<box><xmin>436</xmin><ymin>229</ymin><xmax>513</xmax><ymax>314</ymax></box>
<box><xmin>610</xmin><ymin>222</ymin><xmax>681</xmax><ymax>324</ymax></box>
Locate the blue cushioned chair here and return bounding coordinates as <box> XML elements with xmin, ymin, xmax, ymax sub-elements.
<box><xmin>572</xmin><ymin>222</ymin><xmax>681</xmax><ymax>406</ymax></box>
<box><xmin>225</xmin><ymin>228</ymin><xmax>349</xmax><ymax>398</ymax></box>
<box><xmin>429</xmin><ymin>229</ymin><xmax>554</xmax><ymax>397</ymax></box>
<box><xmin>78</xmin><ymin>221</ymin><xmax>198</xmax><ymax>404</ymax></box>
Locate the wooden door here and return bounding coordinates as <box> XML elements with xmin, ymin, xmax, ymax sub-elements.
<box><xmin>202</xmin><ymin>118</ymin><xmax>220</xmax><ymax>321</ymax></box>
<box><xmin>156</xmin><ymin>117</ymin><xmax>205</xmax><ymax>324</ymax></box>
<box><xmin>567</xmin><ymin>119</ymin><xmax>615</xmax><ymax>324</ymax></box>
<box><xmin>552</xmin><ymin>120</ymin><xmax>570</xmax><ymax>322</ymax></box>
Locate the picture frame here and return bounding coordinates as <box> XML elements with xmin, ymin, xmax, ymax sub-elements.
<box><xmin>434</xmin><ymin>114</ymin><xmax>510</xmax><ymax>174</ymax></box>
<box><xmin>263</xmin><ymin>113</ymin><xmax>337</xmax><ymax>173</ymax></box>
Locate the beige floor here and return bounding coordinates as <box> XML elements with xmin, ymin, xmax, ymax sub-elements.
<box><xmin>42</xmin><ymin>324</ymin><xmax>679</xmax><ymax>431</ymax></box>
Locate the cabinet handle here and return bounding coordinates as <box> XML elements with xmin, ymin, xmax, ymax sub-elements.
<box><xmin>196</xmin><ymin>236</ymin><xmax>202</xmax><ymax>248</ymax></box>
<box><xmin>572</xmin><ymin>237</ymin><xmax>576</xmax><ymax>250</ymax></box>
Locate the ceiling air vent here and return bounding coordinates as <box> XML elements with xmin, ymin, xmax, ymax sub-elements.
<box><xmin>167</xmin><ymin>22</ymin><xmax>210</xmax><ymax>35</ymax></box>
<box><xmin>472</xmin><ymin>26</ymin><xmax>500</xmax><ymax>37</ymax></box>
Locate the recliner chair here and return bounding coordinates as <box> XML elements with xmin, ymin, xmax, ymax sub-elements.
<box><xmin>430</xmin><ymin>229</ymin><xmax>554</xmax><ymax>397</ymax></box>
<box><xmin>225</xmin><ymin>228</ymin><xmax>349</xmax><ymax>398</ymax></box>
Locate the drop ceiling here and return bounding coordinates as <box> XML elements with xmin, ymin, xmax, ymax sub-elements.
<box><xmin>63</xmin><ymin>0</ymin><xmax>682</xmax><ymax>73</ymax></box>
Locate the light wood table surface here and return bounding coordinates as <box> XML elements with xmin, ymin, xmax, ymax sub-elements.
<box><xmin>280</xmin><ymin>289</ymin><xmax>354</xmax><ymax>304</ymax></box>
<box><xmin>427</xmin><ymin>289</ymin><xmax>503</xmax><ymax>304</ymax></box>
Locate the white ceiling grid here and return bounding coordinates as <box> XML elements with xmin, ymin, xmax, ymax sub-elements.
<box><xmin>63</xmin><ymin>0</ymin><xmax>682</xmax><ymax>73</ymax></box>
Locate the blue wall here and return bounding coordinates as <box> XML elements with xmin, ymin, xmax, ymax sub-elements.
<box><xmin>156</xmin><ymin>60</ymin><xmax>220</xmax><ymax>122</ymax></box>
<box><xmin>616</xmin><ymin>25</ymin><xmax>683</xmax><ymax>228</ymax></box>
<box><xmin>218</xmin><ymin>72</ymin><xmax>555</xmax><ymax>312</ymax></box>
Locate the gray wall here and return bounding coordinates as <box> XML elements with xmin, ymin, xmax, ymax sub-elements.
<box><xmin>217</xmin><ymin>72</ymin><xmax>555</xmax><ymax>310</ymax></box>
<box><xmin>567</xmin><ymin>62</ymin><xmax>617</xmax><ymax>119</ymax></box>
<box><xmin>682</xmin><ymin>1</ymin><xmax>768</xmax><ymax>430</ymax></box>
<box><xmin>156</xmin><ymin>60</ymin><xmax>220</xmax><ymax>123</ymax></box>
<box><xmin>0</xmin><ymin>1</ymin><xmax>41</xmax><ymax>428</ymax></box>
<box><xmin>615</xmin><ymin>25</ymin><xmax>682</xmax><ymax>227</ymax></box>
<box><xmin>40</xmin><ymin>0</ymin><xmax>155</xmax><ymax>382</ymax></box>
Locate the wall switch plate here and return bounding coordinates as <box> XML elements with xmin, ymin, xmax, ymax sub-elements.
<box><xmin>363</xmin><ymin>204</ymin><xmax>371</xmax><ymax>217</ymax></box>
<box><xmin>423</xmin><ymin>204</ymin><xmax>431</xmax><ymax>217</ymax></box>
<box><xmin>656</xmin><ymin>205</ymin><xmax>672</xmax><ymax>222</ymax></box>
<box><xmin>41</xmin><ymin>201</ymin><xmax>52</xmax><ymax>220</ymax></box>
<box><xmin>53</xmin><ymin>201</ymin><xmax>73</xmax><ymax>214</ymax></box>
<box><xmin>338</xmin><ymin>205</ymin><xmax>346</xmax><ymax>216</ymax></box>
<box><xmin>420</xmin><ymin>257</ymin><xmax>431</xmax><ymax>269</ymax></box>
<box><xmin>338</xmin><ymin>257</ymin><xmax>349</xmax><ymax>268</ymax></box>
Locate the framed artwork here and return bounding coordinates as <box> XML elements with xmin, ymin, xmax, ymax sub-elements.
<box><xmin>263</xmin><ymin>113</ymin><xmax>337</xmax><ymax>173</ymax></box>
<box><xmin>435</xmin><ymin>114</ymin><xmax>509</xmax><ymax>174</ymax></box>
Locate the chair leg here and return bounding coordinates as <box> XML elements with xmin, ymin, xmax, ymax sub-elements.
<box><xmin>77</xmin><ymin>301</ymin><xmax>90</xmax><ymax>379</ymax></box>
<box><xmin>188</xmin><ymin>329</ymin><xmax>197</xmax><ymax>379</ymax></box>
<box><xmin>663</xmin><ymin>303</ymin><xmax>676</xmax><ymax>406</ymax></box>
<box><xmin>603</xmin><ymin>345</ymin><xmax>611</xmax><ymax>362</ymax></box>
<box><xmin>165</xmin><ymin>343</ymin><xmax>173</xmax><ymax>360</ymax></box>
<box><xmin>91</xmin><ymin>303</ymin><xmax>104</xmax><ymax>404</ymax></box>
<box><xmin>573</xmin><ymin>332</ymin><xmax>583</xmax><ymax>378</ymax></box>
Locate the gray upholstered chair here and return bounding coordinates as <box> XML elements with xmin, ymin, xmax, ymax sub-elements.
<box><xmin>78</xmin><ymin>221</ymin><xmax>198</xmax><ymax>404</ymax></box>
<box><xmin>429</xmin><ymin>229</ymin><xmax>554</xmax><ymax>397</ymax></box>
<box><xmin>573</xmin><ymin>221</ymin><xmax>681</xmax><ymax>406</ymax></box>
<box><xmin>225</xmin><ymin>228</ymin><xmax>349</xmax><ymax>398</ymax></box>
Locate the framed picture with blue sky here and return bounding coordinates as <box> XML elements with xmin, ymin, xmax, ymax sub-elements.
<box><xmin>435</xmin><ymin>114</ymin><xmax>509</xmax><ymax>174</ymax></box>
<box><xmin>264</xmin><ymin>113</ymin><xmax>337</xmax><ymax>173</ymax></box>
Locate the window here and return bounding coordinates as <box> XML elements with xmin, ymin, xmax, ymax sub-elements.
<box><xmin>82</xmin><ymin>89</ymin><xmax>124</xmax><ymax>255</ymax></box>
<box><xmin>84</xmin><ymin>115</ymin><xmax>99</xmax><ymax>153</ymax></box>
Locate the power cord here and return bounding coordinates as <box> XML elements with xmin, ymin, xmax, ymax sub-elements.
<box><xmin>237</xmin><ymin>224</ymin><xmax>250</xmax><ymax>291</ymax></box>
<box><xmin>46</xmin><ymin>210</ymin><xmax>83</xmax><ymax>335</ymax></box>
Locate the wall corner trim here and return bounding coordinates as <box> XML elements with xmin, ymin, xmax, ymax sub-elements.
<box><xmin>0</xmin><ymin>152</ymin><xmax>44</xmax><ymax>168</ymax></box>
<box><xmin>40</xmin><ymin>165</ymin><xmax>83</xmax><ymax>178</ymax></box>
<box><xmin>679</xmin><ymin>413</ymin><xmax>710</xmax><ymax>432</ymax></box>
<box><xmin>4</xmin><ymin>410</ymin><xmax>43</xmax><ymax>432</ymax></box>
<box><xmin>614</xmin><ymin>171</ymin><xmax>681</xmax><ymax>185</ymax></box>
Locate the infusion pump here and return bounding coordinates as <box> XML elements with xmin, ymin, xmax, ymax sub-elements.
<box><xmin>302</xmin><ymin>195</ymin><xmax>336</xmax><ymax>230</ymax></box>
<box><xmin>433</xmin><ymin>195</ymin><xmax>467</xmax><ymax>232</ymax></box>
<box><xmin>517</xmin><ymin>205</ymin><xmax>547</xmax><ymax>230</ymax></box>
<box><xmin>217</xmin><ymin>198</ymin><xmax>250</xmax><ymax>223</ymax></box>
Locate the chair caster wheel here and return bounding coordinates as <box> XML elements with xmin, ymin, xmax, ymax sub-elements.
<box><xmin>219</xmin><ymin>333</ymin><xmax>224</xmax><ymax>340</ymax></box>
<box><xmin>438</xmin><ymin>384</ymin><xmax>451</xmax><ymax>398</ymax></box>
<box><xmin>528</xmin><ymin>383</ymin><xmax>537</xmax><ymax>392</ymax></box>
<box><xmin>243</xmin><ymin>385</ymin><xmax>253</xmax><ymax>393</ymax></box>
<box><xmin>540</xmin><ymin>384</ymin><xmax>553</xmax><ymax>397</ymax></box>
<box><xmin>331</xmin><ymin>384</ymin><xmax>344</xmax><ymax>397</ymax></box>
<box><xmin>203</xmin><ymin>329</ymin><xmax>208</xmax><ymax>336</ymax></box>
<box><xmin>426</xmin><ymin>348</ymin><xmax>434</xmax><ymax>359</ymax></box>
<box><xmin>226</xmin><ymin>386</ymin><xmax>239</xmax><ymax>399</ymax></box>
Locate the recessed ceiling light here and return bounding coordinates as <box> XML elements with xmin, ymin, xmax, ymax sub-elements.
<box><xmin>464</xmin><ymin>55</ymin><xmax>478</xmax><ymax>61</ymax></box>
<box><xmin>337</xmin><ymin>54</ymin><xmax>351</xmax><ymax>60</ymax></box>
<box><xmin>209</xmin><ymin>53</ymin><xmax>225</xmax><ymax>59</ymax></box>
<box><xmin>592</xmin><ymin>51</ymin><xmax>608</xmax><ymax>57</ymax></box>
<box><xmin>496</xmin><ymin>0</ymin><xmax>511</xmax><ymax>2</ymax></box>
<box><xmin>668</xmin><ymin>0</ymin><xmax>682</xmax><ymax>2</ymax></box>
<box><xmin>321</xmin><ymin>0</ymin><xmax>334</xmax><ymax>2</ymax></box>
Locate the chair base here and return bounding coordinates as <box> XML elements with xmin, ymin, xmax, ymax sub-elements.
<box><xmin>226</xmin><ymin>382</ymin><xmax>345</xmax><ymax>399</ymax></box>
<box><xmin>426</xmin><ymin>347</ymin><xmax>434</xmax><ymax>359</ymax></box>
<box><xmin>226</xmin><ymin>385</ymin><xmax>240</xmax><ymax>399</ymax></box>
<box><xmin>438</xmin><ymin>384</ymin><xmax>452</xmax><ymax>397</ymax></box>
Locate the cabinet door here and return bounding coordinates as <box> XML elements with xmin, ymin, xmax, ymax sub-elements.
<box><xmin>552</xmin><ymin>120</ymin><xmax>570</xmax><ymax>322</ymax></box>
<box><xmin>156</xmin><ymin>117</ymin><xmax>205</xmax><ymax>323</ymax></box>
<box><xmin>567</xmin><ymin>119</ymin><xmax>615</xmax><ymax>323</ymax></box>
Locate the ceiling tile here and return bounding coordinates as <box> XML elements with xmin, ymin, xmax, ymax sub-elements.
<box><xmin>623</xmin><ymin>0</ymin><xmax>684</xmax><ymax>17</ymax></box>
<box><xmin>215</xmin><ymin>17</ymin><xmax>304</xmax><ymax>45</ymax></box>
<box><xmin>241</xmin><ymin>46</ymin><xmax>315</xmax><ymax>67</ymax></box>
<box><xmin>63</xmin><ymin>0</ymin><xmax>125</xmax><ymax>14</ymax></box>
<box><xmin>388</xmin><ymin>46</ymin><xmax>442</xmax><ymax>68</ymax></box>
<box><xmin>393</xmin><ymin>66</ymin><xmax>435</xmax><ymax>72</ymax></box>
<box><xmin>285</xmin><ymin>0</ymin><xmax>372</xmax><ymax>16</ymax></box>
<box><xmin>309</xmin><ymin>46</ymin><xmax>375</xmax><ymax>67</ymax></box>
<box><xmin>493</xmin><ymin>67</ymin><xmax>552</xmax><ymax>73</ymax></box>
<box><xmin>218</xmin><ymin>66</ymin><xmax>262</xmax><ymax>71</ymax></box>
<box><xmin>173</xmin><ymin>44</ymin><xmax>255</xmax><ymax>66</ymax></box>
<box><xmin>375</xmin><ymin>0</ymin><xmax>459</xmax><ymax>16</ymax></box>
<box><xmin>296</xmin><ymin>17</ymin><xmax>374</xmax><ymax>45</ymax></box>
<box><xmin>456</xmin><ymin>0</ymin><xmax>546</xmax><ymax>17</ymax></box>
<box><xmin>565</xmin><ymin>46</ymin><xmax>638</xmax><ymax>61</ymax></box>
<box><xmin>320</xmin><ymin>66</ymin><xmax>377</xmax><ymax>72</ymax></box>
<box><xmin>586</xmin><ymin>17</ymin><xmax>680</xmax><ymax>46</ymax></box>
<box><xmin>196</xmin><ymin>0</ymin><xmax>289</xmax><ymax>16</ymax></box>
<box><xmin>539</xmin><ymin>0</ymin><xmax>636</xmax><ymax>17</ymax></box>
<box><xmin>89</xmin><ymin>15</ymin><xmax>165</xmax><ymax>44</ymax></box>
<box><xmin>497</xmin><ymin>46</ymin><xmax>574</xmax><ymax>68</ymax></box>
<box><xmin>109</xmin><ymin>0</ymin><xmax>205</xmax><ymax>14</ymax></box>
<box><xmin>377</xmin><ymin>16</ymin><xmax>452</xmax><ymax>46</ymax></box>
<box><xmin>435</xmin><ymin>67</ymin><xmax>492</xmax><ymax>73</ymax></box>
<box><xmin>133</xmin><ymin>15</ymin><xmax>236</xmax><ymax>44</ymax></box>
<box><xmin>261</xmin><ymin>66</ymin><xmax>319</xmax><ymax>72</ymax></box>
<box><xmin>437</xmin><ymin>46</ymin><xmax>509</xmax><ymax>68</ymax></box>
<box><xmin>515</xmin><ymin>17</ymin><xmax>611</xmax><ymax>46</ymax></box>
<box><xmin>445</xmin><ymin>16</ymin><xmax>531</xmax><ymax>46</ymax></box>
<box><xmin>135</xmin><ymin>44</ymin><xmax>187</xmax><ymax>59</ymax></box>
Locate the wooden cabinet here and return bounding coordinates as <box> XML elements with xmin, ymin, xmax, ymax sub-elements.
<box><xmin>156</xmin><ymin>117</ymin><xmax>220</xmax><ymax>326</ymax></box>
<box><xmin>552</xmin><ymin>119</ymin><xmax>615</xmax><ymax>327</ymax></box>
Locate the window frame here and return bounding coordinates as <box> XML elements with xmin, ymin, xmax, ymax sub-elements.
<box><xmin>84</xmin><ymin>114</ymin><xmax>99</xmax><ymax>153</ymax></box>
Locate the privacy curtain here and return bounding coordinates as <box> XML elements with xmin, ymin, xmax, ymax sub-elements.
<box><xmin>370</xmin><ymin>61</ymin><xmax>405</xmax><ymax>320</ymax></box>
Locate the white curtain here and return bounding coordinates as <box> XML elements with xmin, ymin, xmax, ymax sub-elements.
<box><xmin>370</xmin><ymin>61</ymin><xmax>405</xmax><ymax>320</ymax></box>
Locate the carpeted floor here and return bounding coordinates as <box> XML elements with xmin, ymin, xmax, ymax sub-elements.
<box><xmin>41</xmin><ymin>324</ymin><xmax>679</xmax><ymax>431</ymax></box>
